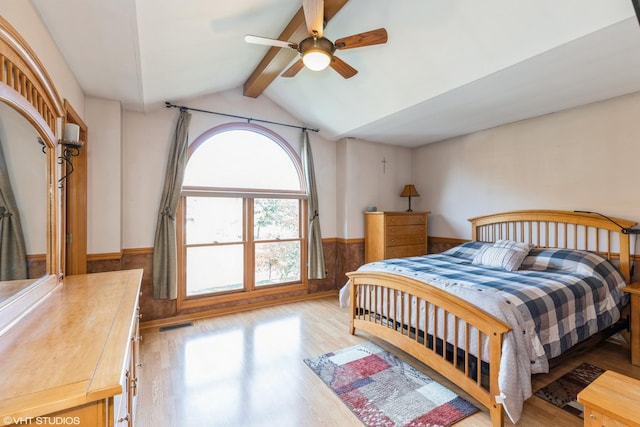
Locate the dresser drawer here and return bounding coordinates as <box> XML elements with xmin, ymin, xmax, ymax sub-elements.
<box><xmin>386</xmin><ymin>215</ymin><xmax>426</xmax><ymax>226</ymax></box>
<box><xmin>386</xmin><ymin>224</ymin><xmax>426</xmax><ymax>236</ymax></box>
<box><xmin>386</xmin><ymin>244</ymin><xmax>426</xmax><ymax>259</ymax></box>
<box><xmin>584</xmin><ymin>407</ymin><xmax>630</xmax><ymax>427</ymax></box>
<box><xmin>386</xmin><ymin>234</ymin><xmax>426</xmax><ymax>247</ymax></box>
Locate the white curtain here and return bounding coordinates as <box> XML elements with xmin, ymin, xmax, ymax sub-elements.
<box><xmin>152</xmin><ymin>109</ymin><xmax>191</xmax><ymax>299</ymax></box>
<box><xmin>301</xmin><ymin>130</ymin><xmax>326</xmax><ymax>279</ymax></box>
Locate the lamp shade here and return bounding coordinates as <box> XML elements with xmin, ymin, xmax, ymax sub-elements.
<box><xmin>400</xmin><ymin>184</ymin><xmax>420</xmax><ymax>198</ymax></box>
<box><xmin>302</xmin><ymin>49</ymin><xmax>331</xmax><ymax>71</ymax></box>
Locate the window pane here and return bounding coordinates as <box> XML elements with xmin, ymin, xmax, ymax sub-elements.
<box><xmin>254</xmin><ymin>198</ymin><xmax>299</xmax><ymax>241</ymax></box>
<box><xmin>186</xmin><ymin>197</ymin><xmax>243</xmax><ymax>245</ymax></box>
<box><xmin>184</xmin><ymin>130</ymin><xmax>300</xmax><ymax>190</ymax></box>
<box><xmin>255</xmin><ymin>241</ymin><xmax>300</xmax><ymax>287</ymax></box>
<box><xmin>187</xmin><ymin>245</ymin><xmax>244</xmax><ymax>295</ymax></box>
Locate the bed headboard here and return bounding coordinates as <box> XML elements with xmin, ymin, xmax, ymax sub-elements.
<box><xmin>468</xmin><ymin>210</ymin><xmax>637</xmax><ymax>283</ymax></box>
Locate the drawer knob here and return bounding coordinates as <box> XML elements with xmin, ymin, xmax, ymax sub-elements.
<box><xmin>589</xmin><ymin>414</ymin><xmax>596</xmax><ymax>420</ymax></box>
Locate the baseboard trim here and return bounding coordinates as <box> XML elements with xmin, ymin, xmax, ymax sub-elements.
<box><xmin>336</xmin><ymin>237</ymin><xmax>364</xmax><ymax>244</ymax></box>
<box><xmin>140</xmin><ymin>290</ymin><xmax>338</xmax><ymax>330</ymax></box>
<box><xmin>87</xmin><ymin>251</ymin><xmax>123</xmax><ymax>262</ymax></box>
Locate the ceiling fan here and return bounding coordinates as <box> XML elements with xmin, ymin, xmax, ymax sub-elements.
<box><xmin>244</xmin><ymin>0</ymin><xmax>388</xmax><ymax>79</ymax></box>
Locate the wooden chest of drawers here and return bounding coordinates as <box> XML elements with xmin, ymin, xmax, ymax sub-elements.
<box><xmin>364</xmin><ymin>211</ymin><xmax>429</xmax><ymax>263</ymax></box>
<box><xmin>577</xmin><ymin>370</ymin><xmax>640</xmax><ymax>427</ymax></box>
<box><xmin>623</xmin><ymin>283</ymin><xmax>640</xmax><ymax>366</ymax></box>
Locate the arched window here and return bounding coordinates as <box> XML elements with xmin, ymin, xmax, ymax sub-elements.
<box><xmin>178</xmin><ymin>123</ymin><xmax>307</xmax><ymax>307</ymax></box>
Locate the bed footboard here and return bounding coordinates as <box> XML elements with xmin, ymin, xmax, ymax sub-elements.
<box><xmin>347</xmin><ymin>271</ymin><xmax>511</xmax><ymax>427</ymax></box>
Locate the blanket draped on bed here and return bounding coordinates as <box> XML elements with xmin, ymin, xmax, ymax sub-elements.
<box><xmin>340</xmin><ymin>242</ymin><xmax>627</xmax><ymax>423</ymax></box>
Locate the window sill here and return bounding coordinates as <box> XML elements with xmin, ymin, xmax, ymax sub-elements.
<box><xmin>177</xmin><ymin>282</ymin><xmax>308</xmax><ymax>311</ymax></box>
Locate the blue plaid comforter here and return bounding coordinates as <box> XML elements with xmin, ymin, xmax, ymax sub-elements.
<box><xmin>357</xmin><ymin>241</ymin><xmax>628</xmax><ymax>363</ymax></box>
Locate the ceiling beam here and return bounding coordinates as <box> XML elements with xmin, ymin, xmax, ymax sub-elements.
<box><xmin>243</xmin><ymin>0</ymin><xmax>350</xmax><ymax>98</ymax></box>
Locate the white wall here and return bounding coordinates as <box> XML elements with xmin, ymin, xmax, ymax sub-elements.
<box><xmin>336</xmin><ymin>139</ymin><xmax>348</xmax><ymax>239</ymax></box>
<box><xmin>85</xmin><ymin>97</ymin><xmax>122</xmax><ymax>254</ymax></box>
<box><xmin>121</xmin><ymin>88</ymin><xmax>337</xmax><ymax>249</ymax></box>
<box><xmin>415</xmin><ymin>92</ymin><xmax>640</xmax><ymax>239</ymax></box>
<box><xmin>6</xmin><ymin>2</ymin><xmax>639</xmax><ymax>253</ymax></box>
<box><xmin>122</xmin><ymin>107</ymin><xmax>173</xmax><ymax>250</ymax></box>
<box><xmin>0</xmin><ymin>0</ymin><xmax>85</xmax><ymax>117</ymax></box>
<box><xmin>336</xmin><ymin>138</ymin><xmax>415</xmax><ymax>239</ymax></box>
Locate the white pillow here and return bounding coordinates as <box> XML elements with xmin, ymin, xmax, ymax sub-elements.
<box><xmin>472</xmin><ymin>240</ymin><xmax>533</xmax><ymax>271</ymax></box>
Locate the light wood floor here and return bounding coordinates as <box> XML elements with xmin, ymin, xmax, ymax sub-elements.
<box><xmin>136</xmin><ymin>296</ymin><xmax>640</xmax><ymax>427</ymax></box>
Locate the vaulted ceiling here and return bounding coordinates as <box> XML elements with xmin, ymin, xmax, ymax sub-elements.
<box><xmin>31</xmin><ymin>0</ymin><xmax>640</xmax><ymax>147</ymax></box>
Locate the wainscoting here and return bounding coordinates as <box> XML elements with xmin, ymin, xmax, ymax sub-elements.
<box><xmin>26</xmin><ymin>254</ymin><xmax>46</xmax><ymax>279</ymax></box>
<box><xmin>85</xmin><ymin>236</ymin><xmax>640</xmax><ymax>325</ymax></box>
<box><xmin>86</xmin><ymin>239</ymin><xmax>367</xmax><ymax>324</ymax></box>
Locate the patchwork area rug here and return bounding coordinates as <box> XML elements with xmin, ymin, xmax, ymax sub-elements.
<box><xmin>534</xmin><ymin>362</ymin><xmax>605</xmax><ymax>418</ymax></box>
<box><xmin>304</xmin><ymin>341</ymin><xmax>479</xmax><ymax>427</ymax></box>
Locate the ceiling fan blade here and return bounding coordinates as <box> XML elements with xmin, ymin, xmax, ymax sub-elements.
<box><xmin>330</xmin><ymin>56</ymin><xmax>357</xmax><ymax>78</ymax></box>
<box><xmin>334</xmin><ymin>28</ymin><xmax>388</xmax><ymax>50</ymax></box>
<box><xmin>303</xmin><ymin>0</ymin><xmax>324</xmax><ymax>37</ymax></box>
<box><xmin>281</xmin><ymin>59</ymin><xmax>305</xmax><ymax>77</ymax></box>
<box><xmin>244</xmin><ymin>35</ymin><xmax>297</xmax><ymax>49</ymax></box>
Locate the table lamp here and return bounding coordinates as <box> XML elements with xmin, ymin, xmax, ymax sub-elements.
<box><xmin>400</xmin><ymin>184</ymin><xmax>419</xmax><ymax>212</ymax></box>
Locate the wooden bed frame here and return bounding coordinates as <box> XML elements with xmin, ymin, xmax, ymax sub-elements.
<box><xmin>347</xmin><ymin>210</ymin><xmax>636</xmax><ymax>427</ymax></box>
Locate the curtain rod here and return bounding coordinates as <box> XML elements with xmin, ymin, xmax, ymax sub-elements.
<box><xmin>165</xmin><ymin>102</ymin><xmax>319</xmax><ymax>133</ymax></box>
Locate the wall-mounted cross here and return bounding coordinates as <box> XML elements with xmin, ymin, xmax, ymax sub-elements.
<box><xmin>381</xmin><ymin>157</ymin><xmax>388</xmax><ymax>174</ymax></box>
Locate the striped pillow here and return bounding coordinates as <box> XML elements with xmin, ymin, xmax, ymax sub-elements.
<box><xmin>472</xmin><ymin>239</ymin><xmax>533</xmax><ymax>271</ymax></box>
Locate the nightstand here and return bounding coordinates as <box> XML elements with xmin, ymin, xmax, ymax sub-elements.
<box><xmin>577</xmin><ymin>370</ymin><xmax>640</xmax><ymax>427</ymax></box>
<box><xmin>623</xmin><ymin>283</ymin><xmax>640</xmax><ymax>366</ymax></box>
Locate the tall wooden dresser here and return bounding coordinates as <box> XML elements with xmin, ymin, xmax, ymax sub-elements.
<box><xmin>364</xmin><ymin>211</ymin><xmax>430</xmax><ymax>263</ymax></box>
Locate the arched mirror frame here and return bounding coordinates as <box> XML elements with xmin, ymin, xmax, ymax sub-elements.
<box><xmin>0</xmin><ymin>16</ymin><xmax>64</xmax><ymax>329</ymax></box>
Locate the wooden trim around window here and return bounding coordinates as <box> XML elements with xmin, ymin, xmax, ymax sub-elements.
<box><xmin>178</xmin><ymin>283</ymin><xmax>309</xmax><ymax>310</ymax></box>
<box><xmin>176</xmin><ymin>196</ymin><xmax>309</xmax><ymax>311</ymax></box>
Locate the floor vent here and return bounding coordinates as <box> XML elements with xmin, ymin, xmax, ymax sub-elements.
<box><xmin>159</xmin><ymin>322</ymin><xmax>194</xmax><ymax>332</ymax></box>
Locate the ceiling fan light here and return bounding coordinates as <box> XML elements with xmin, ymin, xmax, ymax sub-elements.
<box><xmin>302</xmin><ymin>49</ymin><xmax>331</xmax><ymax>71</ymax></box>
